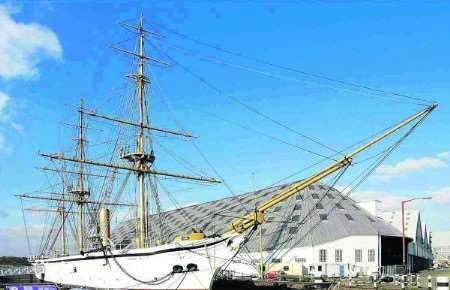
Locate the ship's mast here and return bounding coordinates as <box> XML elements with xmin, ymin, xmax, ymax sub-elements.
<box><xmin>33</xmin><ymin>15</ymin><xmax>220</xmax><ymax>252</ymax></box>
<box><xmin>119</xmin><ymin>14</ymin><xmax>159</xmax><ymax>248</ymax></box>
<box><xmin>136</xmin><ymin>14</ymin><xmax>148</xmax><ymax>248</ymax></box>
<box><xmin>72</xmin><ymin>98</ymin><xmax>89</xmax><ymax>252</ymax></box>
<box><xmin>60</xmin><ymin>163</ymin><xmax>67</xmax><ymax>255</ymax></box>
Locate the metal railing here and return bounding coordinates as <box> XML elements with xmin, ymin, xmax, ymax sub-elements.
<box><xmin>0</xmin><ymin>265</ymin><xmax>34</xmax><ymax>277</ymax></box>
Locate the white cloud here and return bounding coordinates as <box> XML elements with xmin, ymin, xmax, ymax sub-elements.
<box><xmin>0</xmin><ymin>5</ymin><xmax>62</xmax><ymax>79</ymax></box>
<box><xmin>437</xmin><ymin>151</ymin><xmax>450</xmax><ymax>160</ymax></box>
<box><xmin>3</xmin><ymin>224</ymin><xmax>45</xmax><ymax>240</ymax></box>
<box><xmin>427</xmin><ymin>187</ymin><xmax>450</xmax><ymax>204</ymax></box>
<box><xmin>0</xmin><ymin>91</ymin><xmax>17</xmax><ymax>153</ymax></box>
<box><xmin>0</xmin><ymin>224</ymin><xmax>46</xmax><ymax>256</ymax></box>
<box><xmin>0</xmin><ymin>91</ymin><xmax>10</xmax><ymax>116</ymax></box>
<box><xmin>11</xmin><ymin>122</ymin><xmax>24</xmax><ymax>131</ymax></box>
<box><xmin>0</xmin><ymin>91</ymin><xmax>15</xmax><ymax>124</ymax></box>
<box><xmin>374</xmin><ymin>156</ymin><xmax>447</xmax><ymax>181</ymax></box>
<box><xmin>352</xmin><ymin>190</ymin><xmax>414</xmax><ymax>211</ymax></box>
<box><xmin>0</xmin><ymin>209</ymin><xmax>8</xmax><ymax>218</ymax></box>
<box><xmin>0</xmin><ymin>132</ymin><xmax>11</xmax><ymax>153</ymax></box>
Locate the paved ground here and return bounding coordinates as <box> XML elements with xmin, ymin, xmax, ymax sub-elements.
<box><xmin>336</xmin><ymin>268</ymin><xmax>450</xmax><ymax>289</ymax></box>
<box><xmin>417</xmin><ymin>268</ymin><xmax>450</xmax><ymax>288</ymax></box>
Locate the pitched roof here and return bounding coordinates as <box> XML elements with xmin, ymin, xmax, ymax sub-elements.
<box><xmin>379</xmin><ymin>209</ymin><xmax>420</xmax><ymax>240</ymax></box>
<box><xmin>113</xmin><ymin>181</ymin><xmax>402</xmax><ymax>251</ymax></box>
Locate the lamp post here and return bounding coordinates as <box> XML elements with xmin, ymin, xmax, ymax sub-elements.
<box><xmin>401</xmin><ymin>197</ymin><xmax>432</xmax><ymax>268</ymax></box>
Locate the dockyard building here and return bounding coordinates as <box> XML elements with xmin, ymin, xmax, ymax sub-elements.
<box><xmin>379</xmin><ymin>209</ymin><xmax>433</xmax><ymax>272</ymax></box>
<box><xmin>431</xmin><ymin>230</ymin><xmax>450</xmax><ymax>266</ymax></box>
<box><xmin>113</xmin><ymin>182</ymin><xmax>431</xmax><ymax>277</ymax></box>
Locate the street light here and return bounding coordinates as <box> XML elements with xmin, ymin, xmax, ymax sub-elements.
<box><xmin>401</xmin><ymin>197</ymin><xmax>432</xmax><ymax>267</ymax></box>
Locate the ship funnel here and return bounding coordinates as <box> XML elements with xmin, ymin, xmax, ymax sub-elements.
<box><xmin>99</xmin><ymin>208</ymin><xmax>111</xmax><ymax>247</ymax></box>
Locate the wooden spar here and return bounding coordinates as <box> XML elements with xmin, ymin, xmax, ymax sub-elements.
<box><xmin>39</xmin><ymin>166</ymin><xmax>112</xmax><ymax>178</ymax></box>
<box><xmin>25</xmin><ymin>208</ymin><xmax>78</xmax><ymax>214</ymax></box>
<box><xmin>111</xmin><ymin>46</ymin><xmax>171</xmax><ymax>67</ymax></box>
<box><xmin>225</xmin><ymin>103</ymin><xmax>437</xmax><ymax>235</ymax></box>
<box><xmin>117</xmin><ymin>21</ymin><xmax>165</xmax><ymax>38</ymax></box>
<box><xmin>39</xmin><ymin>153</ymin><xmax>221</xmax><ymax>183</ymax></box>
<box><xmin>113</xmin><ymin>15</ymin><xmax>173</xmax><ymax>247</ymax></box>
<box><xmin>136</xmin><ymin>15</ymin><xmax>147</xmax><ymax>248</ymax></box>
<box><xmin>81</xmin><ymin>109</ymin><xmax>194</xmax><ymax>138</ymax></box>
<box><xmin>59</xmin><ymin>162</ymin><xmax>67</xmax><ymax>255</ymax></box>
<box><xmin>16</xmin><ymin>193</ymin><xmax>137</xmax><ymax>207</ymax></box>
<box><xmin>76</xmin><ymin>98</ymin><xmax>87</xmax><ymax>252</ymax></box>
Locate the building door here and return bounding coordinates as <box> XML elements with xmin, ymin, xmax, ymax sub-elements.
<box><xmin>339</xmin><ymin>264</ymin><xmax>345</xmax><ymax>276</ymax></box>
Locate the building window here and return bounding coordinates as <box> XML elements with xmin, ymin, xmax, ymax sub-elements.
<box><xmin>292</xmin><ymin>215</ymin><xmax>300</xmax><ymax>222</ymax></box>
<box><xmin>283</xmin><ymin>266</ymin><xmax>289</xmax><ymax>271</ymax></box>
<box><xmin>273</xmin><ymin>206</ymin><xmax>282</xmax><ymax>212</ymax></box>
<box><xmin>318</xmin><ymin>265</ymin><xmax>322</xmax><ymax>271</ymax></box>
<box><xmin>344</xmin><ymin>213</ymin><xmax>354</xmax><ymax>221</ymax></box>
<box><xmin>326</xmin><ymin>193</ymin><xmax>334</xmax><ymax>199</ymax></box>
<box><xmin>319</xmin><ymin>214</ymin><xmax>328</xmax><ymax>221</ymax></box>
<box><xmin>295</xmin><ymin>257</ymin><xmax>306</xmax><ymax>263</ymax></box>
<box><xmin>316</xmin><ymin>203</ymin><xmax>324</xmax><ymax>209</ymax></box>
<box><xmin>294</xmin><ymin>204</ymin><xmax>302</xmax><ymax>210</ymax></box>
<box><xmin>289</xmin><ymin>227</ymin><xmax>298</xmax><ymax>234</ymax></box>
<box><xmin>355</xmin><ymin>249</ymin><xmax>362</xmax><ymax>263</ymax></box>
<box><xmin>319</xmin><ymin>249</ymin><xmax>327</xmax><ymax>262</ymax></box>
<box><xmin>335</xmin><ymin>249</ymin><xmax>342</xmax><ymax>263</ymax></box>
<box><xmin>312</xmin><ymin>193</ymin><xmax>320</xmax><ymax>199</ymax></box>
<box><xmin>368</xmin><ymin>249</ymin><xmax>375</xmax><ymax>262</ymax></box>
<box><xmin>336</xmin><ymin>203</ymin><xmax>344</xmax><ymax>209</ymax></box>
<box><xmin>272</xmin><ymin>258</ymin><xmax>281</xmax><ymax>263</ymax></box>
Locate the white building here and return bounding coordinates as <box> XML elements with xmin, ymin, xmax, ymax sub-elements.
<box><xmin>379</xmin><ymin>209</ymin><xmax>433</xmax><ymax>272</ymax></box>
<box><xmin>114</xmin><ymin>182</ymin><xmax>410</xmax><ymax>277</ymax></box>
<box><xmin>432</xmin><ymin>230</ymin><xmax>450</xmax><ymax>265</ymax></box>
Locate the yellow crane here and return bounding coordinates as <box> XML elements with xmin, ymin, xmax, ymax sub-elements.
<box><xmin>224</xmin><ymin>103</ymin><xmax>437</xmax><ymax>236</ymax></box>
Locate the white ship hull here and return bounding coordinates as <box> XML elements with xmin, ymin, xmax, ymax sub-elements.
<box><xmin>32</xmin><ymin>236</ymin><xmax>257</xmax><ymax>290</ymax></box>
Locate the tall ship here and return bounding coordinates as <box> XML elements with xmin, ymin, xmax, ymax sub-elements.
<box><xmin>18</xmin><ymin>15</ymin><xmax>437</xmax><ymax>290</ymax></box>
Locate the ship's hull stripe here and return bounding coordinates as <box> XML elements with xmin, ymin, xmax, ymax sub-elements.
<box><xmin>40</xmin><ymin>238</ymin><xmax>227</xmax><ymax>263</ymax></box>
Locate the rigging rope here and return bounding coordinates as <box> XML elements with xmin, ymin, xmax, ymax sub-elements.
<box><xmin>263</xmin><ymin>165</ymin><xmax>349</xmax><ymax>263</ymax></box>
<box><xmin>145</xmin><ymin>19</ymin><xmax>434</xmax><ymax>106</ymax></box>
<box><xmin>266</xmin><ymin>109</ymin><xmax>432</xmax><ymax>262</ymax></box>
<box><xmin>20</xmin><ymin>198</ymin><xmax>32</xmax><ymax>256</ymax></box>
<box><xmin>148</xmin><ymin>64</ymin><xmax>251</xmax><ymax>214</ymax></box>
<box><xmin>149</xmin><ymin>41</ymin><xmax>343</xmax><ymax>160</ymax></box>
<box><xmin>107</xmin><ymin>247</ymin><xmax>177</xmax><ymax>285</ymax></box>
<box><xmin>167</xmin><ymin>44</ymin><xmax>427</xmax><ymax>107</ymax></box>
<box><xmin>211</xmin><ymin>114</ymin><xmax>338</xmax><ymax>161</ymax></box>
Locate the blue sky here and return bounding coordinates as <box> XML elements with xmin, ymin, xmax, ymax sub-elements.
<box><xmin>0</xmin><ymin>1</ymin><xmax>449</xmax><ymax>256</ymax></box>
